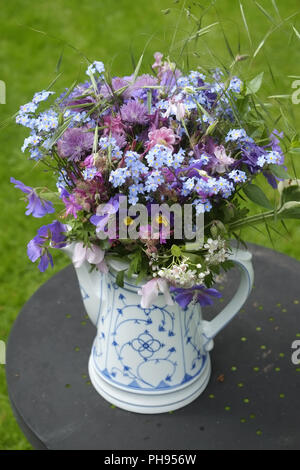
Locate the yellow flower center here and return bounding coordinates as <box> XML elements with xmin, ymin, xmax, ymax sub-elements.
<box><xmin>155</xmin><ymin>215</ymin><xmax>169</xmax><ymax>226</ymax></box>
<box><xmin>123</xmin><ymin>216</ymin><xmax>134</xmax><ymax>226</ymax></box>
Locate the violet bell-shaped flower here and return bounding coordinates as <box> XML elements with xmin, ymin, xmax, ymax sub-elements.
<box><xmin>170</xmin><ymin>285</ymin><xmax>222</xmax><ymax>309</ymax></box>
<box><xmin>27</xmin><ymin>221</ymin><xmax>67</xmax><ymax>272</ymax></box>
<box><xmin>90</xmin><ymin>195</ymin><xmax>120</xmax><ymax>240</ymax></box>
<box><xmin>11</xmin><ymin>177</ymin><xmax>55</xmax><ymax>218</ymax></box>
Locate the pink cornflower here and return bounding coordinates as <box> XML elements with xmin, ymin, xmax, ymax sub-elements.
<box><xmin>148</xmin><ymin>127</ymin><xmax>177</xmax><ymax>151</ymax></box>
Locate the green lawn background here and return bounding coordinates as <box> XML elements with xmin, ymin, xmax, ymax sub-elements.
<box><xmin>0</xmin><ymin>0</ymin><xmax>300</xmax><ymax>450</ymax></box>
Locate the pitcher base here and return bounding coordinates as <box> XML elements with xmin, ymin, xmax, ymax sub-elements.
<box><xmin>88</xmin><ymin>354</ymin><xmax>211</xmax><ymax>414</ymax></box>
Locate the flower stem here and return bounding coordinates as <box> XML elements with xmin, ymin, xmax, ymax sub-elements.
<box><xmin>229</xmin><ymin>210</ymin><xmax>276</xmax><ymax>231</ymax></box>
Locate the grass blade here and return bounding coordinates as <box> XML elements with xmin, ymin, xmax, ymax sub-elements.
<box><xmin>132</xmin><ymin>53</ymin><xmax>144</xmax><ymax>83</ymax></box>
<box><xmin>47</xmin><ymin>116</ymin><xmax>73</xmax><ymax>147</ymax></box>
<box><xmin>253</xmin><ymin>12</ymin><xmax>300</xmax><ymax>59</ymax></box>
<box><xmin>264</xmin><ymin>52</ymin><xmax>276</xmax><ymax>86</ymax></box>
<box><xmin>271</xmin><ymin>0</ymin><xmax>281</xmax><ymax>20</ymax></box>
<box><xmin>221</xmin><ymin>25</ymin><xmax>235</xmax><ymax>60</ymax></box>
<box><xmin>253</xmin><ymin>1</ymin><xmax>277</xmax><ymax>25</ymax></box>
<box><xmin>46</xmin><ymin>72</ymin><xmax>63</xmax><ymax>91</ymax></box>
<box><xmin>240</xmin><ymin>1</ymin><xmax>252</xmax><ymax>46</ymax></box>
<box><xmin>293</xmin><ymin>25</ymin><xmax>300</xmax><ymax>40</ymax></box>
<box><xmin>280</xmin><ymin>220</ymin><xmax>291</xmax><ymax>237</ymax></box>
<box><xmin>56</xmin><ymin>47</ymin><xmax>64</xmax><ymax>73</ymax></box>
<box><xmin>253</xmin><ymin>28</ymin><xmax>273</xmax><ymax>58</ymax></box>
<box><xmin>264</xmin><ymin>221</ymin><xmax>275</xmax><ymax>248</ymax></box>
<box><xmin>130</xmin><ymin>48</ymin><xmax>136</xmax><ymax>71</ymax></box>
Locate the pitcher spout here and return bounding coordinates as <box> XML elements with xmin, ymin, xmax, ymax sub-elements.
<box><xmin>60</xmin><ymin>242</ymin><xmax>75</xmax><ymax>260</ymax></box>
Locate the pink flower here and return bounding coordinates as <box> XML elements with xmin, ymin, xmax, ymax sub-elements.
<box><xmin>72</xmin><ymin>242</ymin><xmax>108</xmax><ymax>273</ymax></box>
<box><xmin>102</xmin><ymin>115</ymin><xmax>127</xmax><ymax>148</ymax></box>
<box><xmin>103</xmin><ymin>114</ymin><xmax>124</xmax><ymax>135</ymax></box>
<box><xmin>213</xmin><ymin>145</ymin><xmax>235</xmax><ymax>174</ymax></box>
<box><xmin>148</xmin><ymin>127</ymin><xmax>176</xmax><ymax>151</ymax></box>
<box><xmin>152</xmin><ymin>52</ymin><xmax>163</xmax><ymax>71</ymax></box>
<box><xmin>138</xmin><ymin>224</ymin><xmax>170</xmax><ymax>244</ymax></box>
<box><xmin>82</xmin><ymin>154</ymin><xmax>94</xmax><ymax>168</ymax></box>
<box><xmin>138</xmin><ymin>278</ymin><xmax>174</xmax><ymax>308</ymax></box>
<box><xmin>164</xmin><ymin>97</ymin><xmax>186</xmax><ymax>121</ymax></box>
<box><xmin>62</xmin><ymin>194</ymin><xmax>82</xmax><ymax>218</ymax></box>
<box><xmin>139</xmin><ymin>225</ymin><xmax>152</xmax><ymax>241</ymax></box>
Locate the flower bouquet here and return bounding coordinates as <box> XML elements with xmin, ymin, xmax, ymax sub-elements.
<box><xmin>12</xmin><ymin>52</ymin><xmax>300</xmax><ymax>308</ymax></box>
<box><xmin>10</xmin><ymin>51</ymin><xmax>300</xmax><ymax>412</ymax></box>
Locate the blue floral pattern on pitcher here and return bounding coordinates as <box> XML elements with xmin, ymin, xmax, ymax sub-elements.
<box><xmin>85</xmin><ymin>272</ymin><xmax>207</xmax><ymax>391</ymax></box>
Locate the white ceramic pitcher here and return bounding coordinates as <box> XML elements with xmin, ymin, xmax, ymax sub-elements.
<box><xmin>62</xmin><ymin>245</ymin><xmax>254</xmax><ymax>414</ymax></box>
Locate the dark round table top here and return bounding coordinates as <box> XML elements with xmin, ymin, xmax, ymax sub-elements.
<box><xmin>6</xmin><ymin>243</ymin><xmax>300</xmax><ymax>450</ymax></box>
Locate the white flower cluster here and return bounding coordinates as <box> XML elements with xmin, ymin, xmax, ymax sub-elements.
<box><xmin>157</xmin><ymin>262</ymin><xmax>209</xmax><ymax>288</ymax></box>
<box><xmin>204</xmin><ymin>237</ymin><xmax>228</xmax><ymax>265</ymax></box>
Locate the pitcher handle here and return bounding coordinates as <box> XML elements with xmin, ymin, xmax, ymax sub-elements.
<box><xmin>201</xmin><ymin>249</ymin><xmax>254</xmax><ymax>352</ymax></box>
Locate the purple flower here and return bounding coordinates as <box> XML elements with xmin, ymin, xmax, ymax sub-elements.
<box><xmin>27</xmin><ymin>221</ymin><xmax>67</xmax><ymax>272</ymax></box>
<box><xmin>62</xmin><ymin>194</ymin><xmax>82</xmax><ymax>218</ymax></box>
<box><xmin>125</xmin><ymin>74</ymin><xmax>158</xmax><ymax>101</ymax></box>
<box><xmin>240</xmin><ymin>141</ymin><xmax>266</xmax><ymax>172</ymax></box>
<box><xmin>120</xmin><ymin>100</ymin><xmax>149</xmax><ymax>125</ymax></box>
<box><xmin>27</xmin><ymin>238</ymin><xmax>53</xmax><ymax>272</ymax></box>
<box><xmin>37</xmin><ymin>220</ymin><xmax>67</xmax><ymax>248</ymax></box>
<box><xmin>100</xmin><ymin>77</ymin><xmax>129</xmax><ymax>99</ymax></box>
<box><xmin>11</xmin><ymin>177</ymin><xmax>55</xmax><ymax>218</ymax></box>
<box><xmin>170</xmin><ymin>285</ymin><xmax>222</xmax><ymax>309</ymax></box>
<box><xmin>263</xmin><ymin>171</ymin><xmax>278</xmax><ymax>189</ymax></box>
<box><xmin>90</xmin><ymin>195</ymin><xmax>119</xmax><ymax>236</ymax></box>
<box><xmin>160</xmin><ymin>69</ymin><xmax>181</xmax><ymax>92</ymax></box>
<box><xmin>57</xmin><ymin>128</ymin><xmax>94</xmax><ymax>162</ymax></box>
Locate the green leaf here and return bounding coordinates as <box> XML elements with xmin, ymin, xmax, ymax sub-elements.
<box><xmin>243</xmin><ymin>184</ymin><xmax>273</xmax><ymax>209</ymax></box>
<box><xmin>182</xmin><ymin>252</ymin><xmax>203</xmax><ymax>265</ymax></box>
<box><xmin>127</xmin><ymin>251</ymin><xmax>142</xmax><ymax>278</ymax></box>
<box><xmin>269</xmin><ymin>164</ymin><xmax>290</xmax><ymax>179</ymax></box>
<box><xmin>246</xmin><ymin>72</ymin><xmax>264</xmax><ymax>95</ymax></box>
<box><xmin>278</xmin><ymin>201</ymin><xmax>300</xmax><ymax>219</ymax></box>
<box><xmin>136</xmin><ymin>269</ymin><xmax>148</xmax><ymax>285</ymax></box>
<box><xmin>291</xmin><ymin>140</ymin><xmax>300</xmax><ymax>148</ymax></box>
<box><xmin>116</xmin><ymin>270</ymin><xmax>126</xmax><ymax>288</ymax></box>
<box><xmin>205</xmin><ymin>120</ymin><xmax>219</xmax><ymax>136</ymax></box>
<box><xmin>278</xmin><ymin>180</ymin><xmax>300</xmax><ymax>205</ymax></box>
<box><xmin>171</xmin><ymin>244</ymin><xmax>182</xmax><ymax>257</ymax></box>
